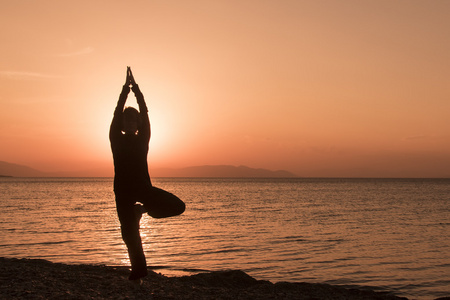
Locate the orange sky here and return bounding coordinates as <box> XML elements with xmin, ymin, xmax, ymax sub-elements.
<box><xmin>1</xmin><ymin>0</ymin><xmax>449</xmax><ymax>177</ymax></box>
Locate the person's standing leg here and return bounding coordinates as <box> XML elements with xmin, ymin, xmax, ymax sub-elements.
<box><xmin>115</xmin><ymin>196</ymin><xmax>148</xmax><ymax>280</ymax></box>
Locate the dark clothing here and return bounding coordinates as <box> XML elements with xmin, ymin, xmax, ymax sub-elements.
<box><xmin>110</xmin><ymin>85</ymin><xmax>185</xmax><ymax>280</ymax></box>
<box><xmin>110</xmin><ymin>85</ymin><xmax>151</xmax><ymax>194</ymax></box>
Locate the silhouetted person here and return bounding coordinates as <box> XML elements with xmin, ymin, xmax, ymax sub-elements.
<box><xmin>110</xmin><ymin>67</ymin><xmax>185</xmax><ymax>282</ymax></box>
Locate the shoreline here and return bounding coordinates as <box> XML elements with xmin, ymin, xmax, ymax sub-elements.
<box><xmin>1</xmin><ymin>257</ymin><xmax>411</xmax><ymax>300</ymax></box>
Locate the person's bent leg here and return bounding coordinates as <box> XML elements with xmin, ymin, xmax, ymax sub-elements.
<box><xmin>143</xmin><ymin>187</ymin><xmax>185</xmax><ymax>219</ymax></box>
<box><xmin>115</xmin><ymin>197</ymin><xmax>148</xmax><ymax>280</ymax></box>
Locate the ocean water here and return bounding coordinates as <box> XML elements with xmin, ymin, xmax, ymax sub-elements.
<box><xmin>0</xmin><ymin>177</ymin><xmax>449</xmax><ymax>299</ymax></box>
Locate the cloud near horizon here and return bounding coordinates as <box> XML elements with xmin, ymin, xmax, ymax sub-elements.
<box><xmin>0</xmin><ymin>71</ymin><xmax>60</xmax><ymax>80</ymax></box>
<box><xmin>402</xmin><ymin>134</ymin><xmax>444</xmax><ymax>141</ymax></box>
<box><xmin>57</xmin><ymin>46</ymin><xmax>94</xmax><ymax>57</ymax></box>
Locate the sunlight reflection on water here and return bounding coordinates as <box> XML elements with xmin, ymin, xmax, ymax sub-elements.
<box><xmin>0</xmin><ymin>177</ymin><xmax>449</xmax><ymax>299</ymax></box>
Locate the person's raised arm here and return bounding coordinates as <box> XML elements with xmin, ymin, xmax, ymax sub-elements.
<box><xmin>110</xmin><ymin>69</ymin><xmax>131</xmax><ymax>141</ymax></box>
<box><xmin>129</xmin><ymin>68</ymin><xmax>150</xmax><ymax>142</ymax></box>
<box><xmin>116</xmin><ymin>84</ymin><xmax>131</xmax><ymax>113</ymax></box>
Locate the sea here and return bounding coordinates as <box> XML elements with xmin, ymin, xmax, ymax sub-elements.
<box><xmin>0</xmin><ymin>177</ymin><xmax>449</xmax><ymax>299</ymax></box>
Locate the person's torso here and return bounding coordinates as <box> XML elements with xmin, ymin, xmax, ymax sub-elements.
<box><xmin>111</xmin><ymin>133</ymin><xmax>151</xmax><ymax>193</ymax></box>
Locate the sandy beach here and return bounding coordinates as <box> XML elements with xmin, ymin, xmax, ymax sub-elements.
<box><xmin>0</xmin><ymin>257</ymin><xmax>416</xmax><ymax>300</ymax></box>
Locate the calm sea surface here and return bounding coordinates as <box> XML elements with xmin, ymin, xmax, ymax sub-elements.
<box><xmin>0</xmin><ymin>177</ymin><xmax>449</xmax><ymax>299</ymax></box>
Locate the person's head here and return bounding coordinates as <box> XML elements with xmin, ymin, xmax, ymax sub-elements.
<box><xmin>122</xmin><ymin>107</ymin><xmax>140</xmax><ymax>135</ymax></box>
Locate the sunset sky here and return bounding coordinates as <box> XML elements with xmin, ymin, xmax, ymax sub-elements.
<box><xmin>1</xmin><ymin>1</ymin><xmax>449</xmax><ymax>177</ymax></box>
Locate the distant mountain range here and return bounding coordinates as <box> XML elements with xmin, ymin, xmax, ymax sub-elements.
<box><xmin>150</xmin><ymin>165</ymin><xmax>296</xmax><ymax>178</ymax></box>
<box><xmin>0</xmin><ymin>161</ymin><xmax>47</xmax><ymax>177</ymax></box>
<box><xmin>0</xmin><ymin>161</ymin><xmax>296</xmax><ymax>178</ymax></box>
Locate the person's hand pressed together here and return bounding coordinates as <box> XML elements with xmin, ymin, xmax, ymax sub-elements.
<box><xmin>122</xmin><ymin>67</ymin><xmax>132</xmax><ymax>94</ymax></box>
<box><xmin>128</xmin><ymin>67</ymin><xmax>142</xmax><ymax>95</ymax></box>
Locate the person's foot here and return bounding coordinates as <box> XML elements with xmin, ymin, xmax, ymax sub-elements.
<box><xmin>130</xmin><ymin>278</ymin><xmax>143</xmax><ymax>290</ymax></box>
<box><xmin>133</xmin><ymin>204</ymin><xmax>145</xmax><ymax>224</ymax></box>
<box><xmin>129</xmin><ymin>268</ymin><xmax>148</xmax><ymax>281</ymax></box>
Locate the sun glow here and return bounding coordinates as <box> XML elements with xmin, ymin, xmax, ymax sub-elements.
<box><xmin>148</xmin><ymin>111</ymin><xmax>176</xmax><ymax>158</ymax></box>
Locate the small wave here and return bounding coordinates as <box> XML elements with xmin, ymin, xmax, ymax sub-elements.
<box><xmin>1</xmin><ymin>240</ymin><xmax>74</xmax><ymax>247</ymax></box>
<box><xmin>209</xmin><ymin>248</ymin><xmax>246</xmax><ymax>254</ymax></box>
<box><xmin>147</xmin><ymin>265</ymin><xmax>210</xmax><ymax>277</ymax></box>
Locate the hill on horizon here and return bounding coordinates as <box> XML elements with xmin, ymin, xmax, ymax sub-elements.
<box><xmin>0</xmin><ymin>161</ymin><xmax>297</xmax><ymax>178</ymax></box>
<box><xmin>151</xmin><ymin>165</ymin><xmax>296</xmax><ymax>178</ymax></box>
<box><xmin>0</xmin><ymin>161</ymin><xmax>47</xmax><ymax>177</ymax></box>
